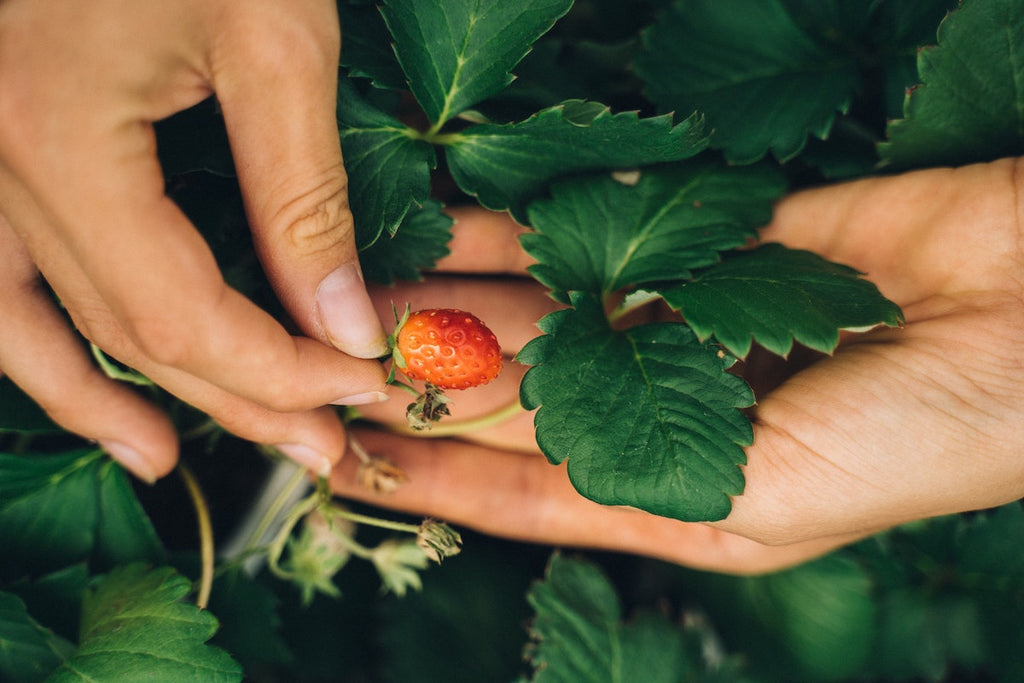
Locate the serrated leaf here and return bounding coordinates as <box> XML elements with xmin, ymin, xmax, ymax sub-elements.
<box><xmin>0</xmin><ymin>449</ymin><xmax>164</xmax><ymax>580</ymax></box>
<box><xmin>661</xmin><ymin>243</ymin><xmax>904</xmax><ymax>358</ymax></box>
<box><xmin>518</xmin><ymin>293</ymin><xmax>753</xmax><ymax>522</ymax></box>
<box><xmin>447</xmin><ymin>102</ymin><xmax>708</xmax><ymax>221</ymax></box>
<box><xmin>337</xmin><ymin>79</ymin><xmax>437</xmax><ymax>248</ymax></box>
<box><xmin>0</xmin><ymin>592</ymin><xmax>73</xmax><ymax>683</ymax></box>
<box><xmin>46</xmin><ymin>564</ymin><xmax>241</xmax><ymax>682</ymax></box>
<box><xmin>358</xmin><ymin>199</ymin><xmax>453</xmax><ymax>285</ymax></box>
<box><xmin>522</xmin><ymin>161</ymin><xmax>785</xmax><ymax>302</ymax></box>
<box><xmin>870</xmin><ymin>0</ymin><xmax>957</xmax><ymax>117</ymax></box>
<box><xmin>338</xmin><ymin>1</ymin><xmax>407</xmax><ymax>90</ymax></box>
<box><xmin>636</xmin><ymin>0</ymin><xmax>863</xmax><ymax>163</ymax></box>
<box><xmin>0</xmin><ymin>378</ymin><xmax>61</xmax><ymax>435</ymax></box>
<box><xmin>379</xmin><ymin>0</ymin><xmax>573</xmax><ymax>126</ymax></box>
<box><xmin>523</xmin><ymin>555</ymin><xmax>698</xmax><ymax>682</ymax></box>
<box><xmin>880</xmin><ymin>0</ymin><xmax>1024</xmax><ymax>168</ymax></box>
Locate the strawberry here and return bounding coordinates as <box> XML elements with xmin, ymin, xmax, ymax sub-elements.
<box><xmin>394</xmin><ymin>308</ymin><xmax>502</xmax><ymax>390</ymax></box>
<box><xmin>390</xmin><ymin>308</ymin><xmax>503</xmax><ymax>430</ymax></box>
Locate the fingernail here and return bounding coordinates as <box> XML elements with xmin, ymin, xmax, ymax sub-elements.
<box><xmin>330</xmin><ymin>390</ymin><xmax>390</xmax><ymax>406</ymax></box>
<box><xmin>277</xmin><ymin>443</ymin><xmax>334</xmax><ymax>477</ymax></box>
<box><xmin>315</xmin><ymin>263</ymin><xmax>389</xmax><ymax>359</ymax></box>
<box><xmin>99</xmin><ymin>439</ymin><xmax>158</xmax><ymax>484</ymax></box>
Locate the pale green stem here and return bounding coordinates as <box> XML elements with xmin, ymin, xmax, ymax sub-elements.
<box><xmin>382</xmin><ymin>399</ymin><xmax>525</xmax><ymax>438</ymax></box>
<box><xmin>178</xmin><ymin>463</ymin><xmax>214</xmax><ymax>610</ymax></box>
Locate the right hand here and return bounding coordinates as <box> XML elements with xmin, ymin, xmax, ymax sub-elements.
<box><xmin>0</xmin><ymin>0</ymin><xmax>389</xmax><ymax>482</ymax></box>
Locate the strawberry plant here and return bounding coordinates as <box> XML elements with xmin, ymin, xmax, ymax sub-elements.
<box><xmin>4</xmin><ymin>0</ymin><xmax>1024</xmax><ymax>680</ymax></box>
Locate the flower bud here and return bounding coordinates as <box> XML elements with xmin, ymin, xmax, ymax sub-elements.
<box><xmin>416</xmin><ymin>519</ymin><xmax>463</xmax><ymax>563</ymax></box>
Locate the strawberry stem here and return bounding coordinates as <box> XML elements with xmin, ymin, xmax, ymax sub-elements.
<box><xmin>384</xmin><ymin>398</ymin><xmax>525</xmax><ymax>438</ymax></box>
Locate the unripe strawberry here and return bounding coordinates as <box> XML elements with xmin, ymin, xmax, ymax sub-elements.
<box><xmin>394</xmin><ymin>308</ymin><xmax>502</xmax><ymax>390</ymax></box>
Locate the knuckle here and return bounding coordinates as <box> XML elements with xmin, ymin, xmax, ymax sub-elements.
<box><xmin>231</xmin><ymin>6</ymin><xmax>339</xmax><ymax>79</ymax></box>
<box><xmin>276</xmin><ymin>175</ymin><xmax>355</xmax><ymax>259</ymax></box>
<box><xmin>120</xmin><ymin>311</ymin><xmax>196</xmax><ymax>368</ymax></box>
<box><xmin>255</xmin><ymin>371</ymin><xmax>308</xmax><ymax>413</ymax></box>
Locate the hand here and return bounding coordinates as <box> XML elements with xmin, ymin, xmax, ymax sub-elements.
<box><xmin>330</xmin><ymin>158</ymin><xmax>1024</xmax><ymax>574</ymax></box>
<box><xmin>0</xmin><ymin>0</ymin><xmax>389</xmax><ymax>482</ymax></box>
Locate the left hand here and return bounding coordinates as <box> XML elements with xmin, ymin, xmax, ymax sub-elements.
<box><xmin>329</xmin><ymin>207</ymin><xmax>861</xmax><ymax>575</ymax></box>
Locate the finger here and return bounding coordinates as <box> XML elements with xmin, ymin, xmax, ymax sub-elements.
<box><xmin>0</xmin><ymin>145</ymin><xmax>388</xmax><ymax>413</ymax></box>
<box><xmin>332</xmin><ymin>428</ymin><xmax>859</xmax><ymax>574</ymax></box>
<box><xmin>0</xmin><ymin>214</ymin><xmax>177</xmax><ymax>482</ymax></box>
<box><xmin>211</xmin><ymin>1</ymin><xmax>387</xmax><ymax>359</ymax></box>
<box><xmin>761</xmin><ymin>159</ymin><xmax>1022</xmax><ymax>305</ymax></box>
<box><xmin>435</xmin><ymin>207</ymin><xmax>536</xmax><ymax>274</ymax></box>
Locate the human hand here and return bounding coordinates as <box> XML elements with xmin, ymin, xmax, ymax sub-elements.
<box><xmin>0</xmin><ymin>0</ymin><xmax>389</xmax><ymax>482</ymax></box>
<box><xmin>330</xmin><ymin>158</ymin><xmax>1024</xmax><ymax>574</ymax></box>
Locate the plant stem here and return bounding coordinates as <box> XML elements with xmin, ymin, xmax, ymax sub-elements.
<box><xmin>329</xmin><ymin>508</ymin><xmax>421</xmax><ymax>535</ymax></box>
<box><xmin>382</xmin><ymin>398</ymin><xmax>526</xmax><ymax>438</ymax></box>
<box><xmin>178</xmin><ymin>463</ymin><xmax>214</xmax><ymax>610</ymax></box>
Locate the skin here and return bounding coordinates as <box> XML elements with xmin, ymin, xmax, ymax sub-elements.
<box><xmin>333</xmin><ymin>158</ymin><xmax>1024</xmax><ymax>575</ymax></box>
<box><xmin>0</xmin><ymin>0</ymin><xmax>390</xmax><ymax>482</ymax></box>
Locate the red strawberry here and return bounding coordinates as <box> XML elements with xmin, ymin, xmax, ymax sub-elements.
<box><xmin>394</xmin><ymin>308</ymin><xmax>502</xmax><ymax>390</ymax></box>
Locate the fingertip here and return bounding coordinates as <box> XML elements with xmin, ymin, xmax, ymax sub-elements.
<box><xmin>99</xmin><ymin>439</ymin><xmax>161</xmax><ymax>484</ymax></box>
<box><xmin>315</xmin><ymin>263</ymin><xmax>390</xmax><ymax>358</ymax></box>
<box><xmin>276</xmin><ymin>442</ymin><xmax>334</xmax><ymax>478</ymax></box>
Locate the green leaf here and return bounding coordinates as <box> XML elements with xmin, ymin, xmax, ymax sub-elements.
<box><xmin>339</xmin><ymin>1</ymin><xmax>407</xmax><ymax>90</ymax></box>
<box><xmin>636</xmin><ymin>0</ymin><xmax>863</xmax><ymax>163</ymax></box>
<box><xmin>0</xmin><ymin>592</ymin><xmax>73</xmax><ymax>683</ymax></box>
<box><xmin>0</xmin><ymin>378</ymin><xmax>61</xmax><ymax>435</ymax></box>
<box><xmin>337</xmin><ymin>79</ymin><xmax>437</xmax><ymax>248</ymax></box>
<box><xmin>358</xmin><ymin>199</ymin><xmax>453</xmax><ymax>285</ymax></box>
<box><xmin>518</xmin><ymin>293</ymin><xmax>753</xmax><ymax>522</ymax></box>
<box><xmin>5</xmin><ymin>565</ymin><xmax>90</xmax><ymax>644</ymax></box>
<box><xmin>880</xmin><ymin>0</ymin><xmax>1024</xmax><ymax>168</ymax></box>
<box><xmin>447</xmin><ymin>101</ymin><xmax>708</xmax><ymax>221</ymax></box>
<box><xmin>47</xmin><ymin>564</ymin><xmax>241</xmax><ymax>682</ymax></box>
<box><xmin>379</xmin><ymin>0</ymin><xmax>574</xmax><ymax>127</ymax></box>
<box><xmin>703</xmin><ymin>553</ymin><xmax>876</xmax><ymax>680</ymax></box>
<box><xmin>746</xmin><ymin>554</ymin><xmax>875</xmax><ymax>679</ymax></box>
<box><xmin>0</xmin><ymin>449</ymin><xmax>164</xmax><ymax>580</ymax></box>
<box><xmin>871</xmin><ymin>589</ymin><xmax>987</xmax><ymax>681</ymax></box>
<box><xmin>523</xmin><ymin>555</ymin><xmax>700</xmax><ymax>682</ymax></box>
<box><xmin>870</xmin><ymin>0</ymin><xmax>957</xmax><ymax>118</ymax></box>
<box><xmin>661</xmin><ymin>243</ymin><xmax>904</xmax><ymax>358</ymax></box>
<box><xmin>522</xmin><ymin>161</ymin><xmax>785</xmax><ymax>302</ymax></box>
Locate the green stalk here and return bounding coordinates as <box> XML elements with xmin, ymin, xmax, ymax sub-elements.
<box><xmin>178</xmin><ymin>463</ymin><xmax>214</xmax><ymax>610</ymax></box>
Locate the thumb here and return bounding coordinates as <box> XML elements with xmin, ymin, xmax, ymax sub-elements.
<box><xmin>213</xmin><ymin>4</ymin><xmax>388</xmax><ymax>359</ymax></box>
